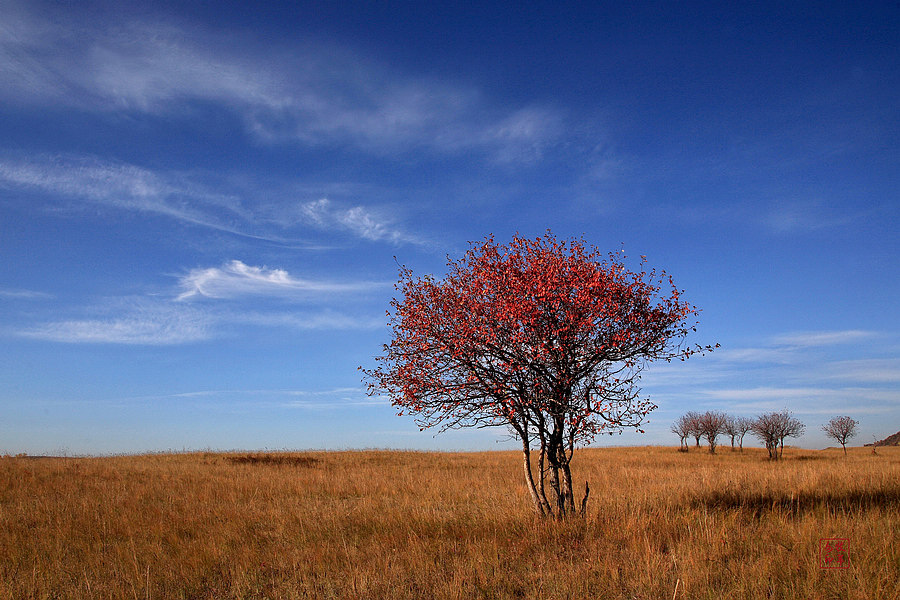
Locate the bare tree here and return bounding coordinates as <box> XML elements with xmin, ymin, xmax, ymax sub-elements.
<box><xmin>697</xmin><ymin>411</ymin><xmax>729</xmax><ymax>454</ymax></box>
<box><xmin>722</xmin><ymin>415</ymin><xmax>737</xmax><ymax>451</ymax></box>
<box><xmin>671</xmin><ymin>414</ymin><xmax>695</xmax><ymax>451</ymax></box>
<box><xmin>823</xmin><ymin>416</ymin><xmax>859</xmax><ymax>455</ymax></box>
<box><xmin>684</xmin><ymin>410</ymin><xmax>703</xmax><ymax>448</ymax></box>
<box><xmin>733</xmin><ymin>416</ymin><xmax>753</xmax><ymax>452</ymax></box>
<box><xmin>751</xmin><ymin>410</ymin><xmax>805</xmax><ymax>460</ymax></box>
<box><xmin>751</xmin><ymin>413</ymin><xmax>781</xmax><ymax>459</ymax></box>
<box><xmin>778</xmin><ymin>413</ymin><xmax>805</xmax><ymax>458</ymax></box>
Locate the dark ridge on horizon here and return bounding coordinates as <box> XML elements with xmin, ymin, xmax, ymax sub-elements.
<box><xmin>866</xmin><ymin>430</ymin><xmax>900</xmax><ymax>447</ymax></box>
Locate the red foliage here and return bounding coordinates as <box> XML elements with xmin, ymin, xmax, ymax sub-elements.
<box><xmin>367</xmin><ymin>232</ymin><xmax>707</xmax><ymax>434</ymax></box>
<box><xmin>362</xmin><ymin>231</ymin><xmax>715</xmax><ymax>515</ymax></box>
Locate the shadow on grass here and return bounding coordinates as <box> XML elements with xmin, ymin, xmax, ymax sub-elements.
<box><xmin>225</xmin><ymin>453</ymin><xmax>320</xmax><ymax>467</ymax></box>
<box><xmin>692</xmin><ymin>486</ymin><xmax>900</xmax><ymax>518</ymax></box>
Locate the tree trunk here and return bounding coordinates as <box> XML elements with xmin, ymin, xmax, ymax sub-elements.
<box><xmin>561</xmin><ymin>433</ymin><xmax>577</xmax><ymax>514</ymax></box>
<box><xmin>560</xmin><ymin>457</ymin><xmax>576</xmax><ymax>514</ymax></box>
<box><xmin>547</xmin><ymin>461</ymin><xmax>564</xmax><ymax>516</ymax></box>
<box><xmin>537</xmin><ymin>430</ymin><xmax>551</xmax><ymax>514</ymax></box>
<box><xmin>521</xmin><ymin>439</ymin><xmax>545</xmax><ymax>516</ymax></box>
<box><xmin>545</xmin><ymin>418</ymin><xmax>568</xmax><ymax>518</ymax></box>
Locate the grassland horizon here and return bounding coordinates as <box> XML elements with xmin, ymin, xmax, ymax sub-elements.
<box><xmin>1</xmin><ymin>445</ymin><xmax>897</xmax><ymax>599</ymax></box>
<box><xmin>4</xmin><ymin>440</ymin><xmax>875</xmax><ymax>460</ymax></box>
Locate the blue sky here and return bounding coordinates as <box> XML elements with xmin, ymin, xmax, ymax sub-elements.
<box><xmin>1</xmin><ymin>1</ymin><xmax>897</xmax><ymax>455</ymax></box>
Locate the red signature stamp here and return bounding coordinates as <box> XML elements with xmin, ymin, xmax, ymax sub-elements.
<box><xmin>818</xmin><ymin>538</ymin><xmax>850</xmax><ymax>569</ymax></box>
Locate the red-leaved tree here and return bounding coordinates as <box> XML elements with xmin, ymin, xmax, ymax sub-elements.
<box><xmin>362</xmin><ymin>232</ymin><xmax>715</xmax><ymax>517</ymax></box>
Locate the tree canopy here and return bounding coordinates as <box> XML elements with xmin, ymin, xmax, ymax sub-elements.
<box><xmin>751</xmin><ymin>410</ymin><xmax>805</xmax><ymax>460</ymax></box>
<box><xmin>363</xmin><ymin>232</ymin><xmax>714</xmax><ymax>516</ymax></box>
<box><xmin>823</xmin><ymin>416</ymin><xmax>859</xmax><ymax>455</ymax></box>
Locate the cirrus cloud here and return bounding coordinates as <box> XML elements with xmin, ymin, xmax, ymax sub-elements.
<box><xmin>18</xmin><ymin>298</ymin><xmax>211</xmax><ymax>345</ymax></box>
<box><xmin>176</xmin><ymin>260</ymin><xmax>388</xmax><ymax>301</ymax></box>
<box><xmin>0</xmin><ymin>155</ymin><xmax>423</xmax><ymax>246</ymax></box>
<box><xmin>772</xmin><ymin>330</ymin><xmax>877</xmax><ymax>347</ymax></box>
<box><xmin>298</xmin><ymin>198</ymin><xmax>421</xmax><ymax>245</ymax></box>
<box><xmin>0</xmin><ymin>2</ymin><xmax>564</xmax><ymax>162</ymax></box>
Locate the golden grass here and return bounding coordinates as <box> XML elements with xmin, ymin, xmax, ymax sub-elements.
<box><xmin>1</xmin><ymin>446</ymin><xmax>898</xmax><ymax>599</ymax></box>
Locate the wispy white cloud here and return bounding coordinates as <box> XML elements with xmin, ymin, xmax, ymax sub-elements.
<box><xmin>0</xmin><ymin>155</ymin><xmax>259</xmax><ymax>237</ymax></box>
<box><xmin>14</xmin><ymin>278</ymin><xmax>385</xmax><ymax>344</ymax></box>
<box><xmin>18</xmin><ymin>298</ymin><xmax>211</xmax><ymax>344</ymax></box>
<box><xmin>298</xmin><ymin>198</ymin><xmax>420</xmax><ymax>245</ymax></box>
<box><xmin>667</xmin><ymin>330</ymin><xmax>880</xmax><ymax>371</ymax></box>
<box><xmin>480</xmin><ymin>108</ymin><xmax>564</xmax><ymax>163</ymax></box>
<box><xmin>0</xmin><ymin>287</ymin><xmax>53</xmax><ymax>300</ymax></box>
<box><xmin>281</xmin><ymin>387</ymin><xmax>389</xmax><ymax>409</ymax></box>
<box><xmin>176</xmin><ymin>260</ymin><xmax>388</xmax><ymax>300</ymax></box>
<box><xmin>122</xmin><ymin>387</ymin><xmax>386</xmax><ymax>410</ymax></box>
<box><xmin>772</xmin><ymin>330</ymin><xmax>876</xmax><ymax>347</ymax></box>
<box><xmin>762</xmin><ymin>200</ymin><xmax>862</xmax><ymax>234</ymax></box>
<box><xmin>0</xmin><ymin>4</ymin><xmax>289</xmax><ymax>113</ymax></box>
<box><xmin>0</xmin><ymin>155</ymin><xmax>423</xmax><ymax>246</ymax></box>
<box><xmin>824</xmin><ymin>358</ymin><xmax>900</xmax><ymax>383</ymax></box>
<box><xmin>709</xmin><ymin>346</ymin><xmax>796</xmax><ymax>364</ymax></box>
<box><xmin>0</xmin><ymin>3</ymin><xmax>563</xmax><ymax>161</ymax></box>
<box><xmin>234</xmin><ymin>310</ymin><xmax>384</xmax><ymax>331</ymax></box>
<box><xmin>647</xmin><ymin>329</ymin><xmax>899</xmax><ymax>436</ymax></box>
<box><xmin>697</xmin><ymin>386</ymin><xmax>898</xmax><ymax>414</ymax></box>
<box><xmin>701</xmin><ymin>386</ymin><xmax>837</xmax><ymax>401</ymax></box>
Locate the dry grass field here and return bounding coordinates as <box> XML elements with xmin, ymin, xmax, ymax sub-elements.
<box><xmin>1</xmin><ymin>445</ymin><xmax>898</xmax><ymax>599</ymax></box>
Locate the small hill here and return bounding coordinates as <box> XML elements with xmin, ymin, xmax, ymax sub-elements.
<box><xmin>865</xmin><ymin>431</ymin><xmax>900</xmax><ymax>446</ymax></box>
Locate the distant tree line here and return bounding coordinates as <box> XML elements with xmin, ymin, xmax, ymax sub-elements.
<box><xmin>672</xmin><ymin>410</ymin><xmax>859</xmax><ymax>460</ymax></box>
<box><xmin>673</xmin><ymin>411</ymin><xmax>859</xmax><ymax>460</ymax></box>
<box><xmin>672</xmin><ymin>411</ymin><xmax>756</xmax><ymax>454</ymax></box>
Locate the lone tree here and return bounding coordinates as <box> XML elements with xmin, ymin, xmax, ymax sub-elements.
<box><xmin>823</xmin><ymin>416</ymin><xmax>859</xmax><ymax>455</ymax></box>
<box><xmin>751</xmin><ymin>410</ymin><xmax>805</xmax><ymax>460</ymax></box>
<box><xmin>697</xmin><ymin>410</ymin><xmax>729</xmax><ymax>454</ymax></box>
<box><xmin>363</xmin><ymin>232</ymin><xmax>714</xmax><ymax>518</ymax></box>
